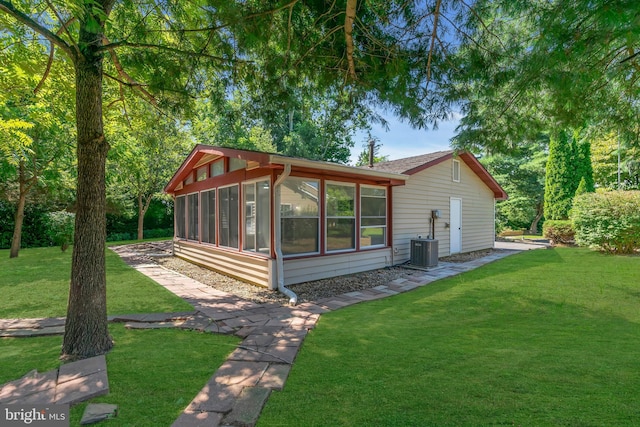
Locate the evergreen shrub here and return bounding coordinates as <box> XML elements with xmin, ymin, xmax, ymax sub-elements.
<box><xmin>572</xmin><ymin>191</ymin><xmax>640</xmax><ymax>254</ymax></box>
<box><xmin>543</xmin><ymin>220</ymin><xmax>575</xmax><ymax>244</ymax></box>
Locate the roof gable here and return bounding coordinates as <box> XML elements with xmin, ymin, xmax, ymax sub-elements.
<box><xmin>366</xmin><ymin>150</ymin><xmax>507</xmax><ymax>200</ymax></box>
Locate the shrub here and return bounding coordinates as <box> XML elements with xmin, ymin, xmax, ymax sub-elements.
<box><xmin>572</xmin><ymin>191</ymin><xmax>640</xmax><ymax>254</ymax></box>
<box><xmin>543</xmin><ymin>220</ymin><xmax>575</xmax><ymax>245</ymax></box>
<box><xmin>46</xmin><ymin>211</ymin><xmax>75</xmax><ymax>251</ymax></box>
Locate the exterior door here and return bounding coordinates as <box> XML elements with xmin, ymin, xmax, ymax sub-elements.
<box><xmin>450</xmin><ymin>198</ymin><xmax>462</xmax><ymax>254</ymax></box>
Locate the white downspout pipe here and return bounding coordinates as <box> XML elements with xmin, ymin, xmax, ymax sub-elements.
<box><xmin>274</xmin><ymin>164</ymin><xmax>298</xmax><ymax>305</ymax></box>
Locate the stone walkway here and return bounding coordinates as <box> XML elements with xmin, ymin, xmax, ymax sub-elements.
<box><xmin>0</xmin><ymin>242</ymin><xmax>539</xmax><ymax>426</ymax></box>
<box><xmin>0</xmin><ymin>355</ymin><xmax>109</xmax><ymax>406</ymax></box>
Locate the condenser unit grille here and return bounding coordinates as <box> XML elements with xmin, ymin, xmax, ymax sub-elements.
<box><xmin>410</xmin><ymin>239</ymin><xmax>438</xmax><ymax>267</ymax></box>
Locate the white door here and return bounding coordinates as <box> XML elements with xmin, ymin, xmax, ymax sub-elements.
<box><xmin>450</xmin><ymin>198</ymin><xmax>462</xmax><ymax>254</ymax></box>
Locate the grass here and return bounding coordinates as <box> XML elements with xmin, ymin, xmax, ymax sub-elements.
<box><xmin>0</xmin><ymin>246</ymin><xmax>192</xmax><ymax>318</ymax></box>
<box><xmin>0</xmin><ymin>244</ymin><xmax>240</xmax><ymax>425</ymax></box>
<box><xmin>259</xmin><ymin>247</ymin><xmax>640</xmax><ymax>426</ymax></box>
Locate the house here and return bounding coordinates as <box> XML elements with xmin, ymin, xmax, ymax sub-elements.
<box><xmin>164</xmin><ymin>145</ymin><xmax>507</xmax><ymax>302</ymax></box>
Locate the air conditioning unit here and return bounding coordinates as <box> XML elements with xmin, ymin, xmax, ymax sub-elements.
<box><xmin>410</xmin><ymin>239</ymin><xmax>438</xmax><ymax>267</ymax></box>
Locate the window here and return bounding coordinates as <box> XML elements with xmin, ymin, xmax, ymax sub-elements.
<box><xmin>201</xmin><ymin>190</ymin><xmax>216</xmax><ymax>244</ymax></box>
<box><xmin>175</xmin><ymin>195</ymin><xmax>186</xmax><ymax>239</ymax></box>
<box><xmin>243</xmin><ymin>180</ymin><xmax>270</xmax><ymax>254</ymax></box>
<box><xmin>211</xmin><ymin>159</ymin><xmax>224</xmax><ymax>177</ymax></box>
<box><xmin>218</xmin><ymin>185</ymin><xmax>239</xmax><ymax>248</ymax></box>
<box><xmin>183</xmin><ymin>173</ymin><xmax>194</xmax><ymax>186</ymax></box>
<box><xmin>187</xmin><ymin>193</ymin><xmax>199</xmax><ymax>241</ymax></box>
<box><xmin>280</xmin><ymin>178</ymin><xmax>319</xmax><ymax>255</ymax></box>
<box><xmin>452</xmin><ymin>159</ymin><xmax>460</xmax><ymax>182</ymax></box>
<box><xmin>196</xmin><ymin>166</ymin><xmax>207</xmax><ymax>182</ymax></box>
<box><xmin>326</xmin><ymin>182</ymin><xmax>355</xmax><ymax>251</ymax></box>
<box><xmin>360</xmin><ymin>186</ymin><xmax>386</xmax><ymax>248</ymax></box>
<box><xmin>229</xmin><ymin>158</ymin><xmax>246</xmax><ymax>172</ymax></box>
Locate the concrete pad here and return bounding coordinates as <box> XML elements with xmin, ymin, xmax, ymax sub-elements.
<box><xmin>172</xmin><ymin>410</ymin><xmax>224</xmax><ymax>427</ymax></box>
<box><xmin>55</xmin><ymin>370</ymin><xmax>109</xmax><ymax>405</ymax></box>
<box><xmin>222</xmin><ymin>387</ymin><xmax>271</xmax><ymax>427</ymax></box>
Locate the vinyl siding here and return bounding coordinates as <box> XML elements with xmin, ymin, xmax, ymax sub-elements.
<box><xmin>174</xmin><ymin>240</ymin><xmax>272</xmax><ymax>287</ymax></box>
<box><xmin>283</xmin><ymin>248</ymin><xmax>392</xmax><ymax>286</ymax></box>
<box><xmin>392</xmin><ymin>158</ymin><xmax>495</xmax><ymax>262</ymax></box>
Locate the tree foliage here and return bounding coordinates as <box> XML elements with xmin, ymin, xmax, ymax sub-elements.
<box><xmin>451</xmin><ymin>0</ymin><xmax>640</xmax><ymax>153</ymax></box>
<box><xmin>544</xmin><ymin>130</ymin><xmax>594</xmax><ymax>220</ymax></box>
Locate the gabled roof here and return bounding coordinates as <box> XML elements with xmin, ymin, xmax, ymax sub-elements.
<box><xmin>366</xmin><ymin>150</ymin><xmax>507</xmax><ymax>200</ymax></box>
<box><xmin>165</xmin><ymin>145</ymin><xmax>507</xmax><ymax>200</ymax></box>
<box><xmin>164</xmin><ymin>145</ymin><xmax>409</xmax><ymax>194</ymax></box>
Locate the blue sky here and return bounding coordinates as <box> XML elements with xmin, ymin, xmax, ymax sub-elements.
<box><xmin>349</xmin><ymin>113</ymin><xmax>460</xmax><ymax>164</ymax></box>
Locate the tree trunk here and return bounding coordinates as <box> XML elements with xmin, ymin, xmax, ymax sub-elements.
<box><xmin>529</xmin><ymin>203</ymin><xmax>544</xmax><ymax>235</ymax></box>
<box><xmin>9</xmin><ymin>174</ymin><xmax>27</xmax><ymax>259</ymax></box>
<box><xmin>62</xmin><ymin>24</ymin><xmax>113</xmax><ymax>359</ymax></box>
<box><xmin>137</xmin><ymin>193</ymin><xmax>152</xmax><ymax>240</ymax></box>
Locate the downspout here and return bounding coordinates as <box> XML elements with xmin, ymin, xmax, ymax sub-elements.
<box><xmin>274</xmin><ymin>164</ymin><xmax>298</xmax><ymax>305</ymax></box>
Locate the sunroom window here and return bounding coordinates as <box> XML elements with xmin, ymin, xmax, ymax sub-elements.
<box><xmin>187</xmin><ymin>193</ymin><xmax>199</xmax><ymax>241</ymax></box>
<box><xmin>326</xmin><ymin>182</ymin><xmax>355</xmax><ymax>251</ymax></box>
<box><xmin>243</xmin><ymin>180</ymin><xmax>270</xmax><ymax>254</ymax></box>
<box><xmin>201</xmin><ymin>189</ymin><xmax>216</xmax><ymax>244</ymax></box>
<box><xmin>360</xmin><ymin>186</ymin><xmax>386</xmax><ymax>247</ymax></box>
<box><xmin>175</xmin><ymin>195</ymin><xmax>186</xmax><ymax>239</ymax></box>
<box><xmin>218</xmin><ymin>185</ymin><xmax>239</xmax><ymax>248</ymax></box>
<box><xmin>280</xmin><ymin>177</ymin><xmax>319</xmax><ymax>255</ymax></box>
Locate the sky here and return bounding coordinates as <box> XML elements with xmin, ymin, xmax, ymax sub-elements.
<box><xmin>349</xmin><ymin>113</ymin><xmax>461</xmax><ymax>164</ymax></box>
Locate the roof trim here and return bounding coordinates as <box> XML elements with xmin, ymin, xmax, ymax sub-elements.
<box><xmin>165</xmin><ymin>145</ymin><xmax>408</xmax><ymax>194</ymax></box>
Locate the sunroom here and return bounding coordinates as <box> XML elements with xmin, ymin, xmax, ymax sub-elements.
<box><xmin>164</xmin><ymin>145</ymin><xmax>408</xmax><ymax>299</ymax></box>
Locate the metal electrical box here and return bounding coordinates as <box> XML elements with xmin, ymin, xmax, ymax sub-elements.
<box><xmin>410</xmin><ymin>239</ymin><xmax>438</xmax><ymax>267</ymax></box>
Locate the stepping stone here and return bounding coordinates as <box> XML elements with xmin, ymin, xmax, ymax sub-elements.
<box><xmin>0</xmin><ymin>326</ymin><xmax>65</xmax><ymax>337</ymax></box>
<box><xmin>171</xmin><ymin>410</ymin><xmax>223</xmax><ymax>427</ymax></box>
<box><xmin>222</xmin><ymin>387</ymin><xmax>271</xmax><ymax>427</ymax></box>
<box><xmin>257</xmin><ymin>364</ymin><xmax>291</xmax><ymax>390</ymax></box>
<box><xmin>80</xmin><ymin>403</ymin><xmax>118</xmax><ymax>425</ymax></box>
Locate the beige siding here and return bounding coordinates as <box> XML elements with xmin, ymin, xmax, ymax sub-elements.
<box><xmin>283</xmin><ymin>248</ymin><xmax>392</xmax><ymax>286</ymax></box>
<box><xmin>392</xmin><ymin>159</ymin><xmax>495</xmax><ymax>261</ymax></box>
<box><xmin>174</xmin><ymin>240</ymin><xmax>272</xmax><ymax>287</ymax></box>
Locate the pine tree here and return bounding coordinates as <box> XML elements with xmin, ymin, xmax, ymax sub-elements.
<box><xmin>544</xmin><ymin>130</ymin><xmax>576</xmax><ymax>220</ymax></box>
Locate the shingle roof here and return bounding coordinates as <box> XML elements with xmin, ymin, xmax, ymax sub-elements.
<box><xmin>363</xmin><ymin>150</ymin><xmax>454</xmax><ymax>174</ymax></box>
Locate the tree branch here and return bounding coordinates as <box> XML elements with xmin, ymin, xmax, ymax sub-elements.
<box><xmin>0</xmin><ymin>0</ymin><xmax>74</xmax><ymax>59</ymax></box>
<box><xmin>34</xmin><ymin>17</ymin><xmax>76</xmax><ymax>95</ymax></box>
<box><xmin>426</xmin><ymin>0</ymin><xmax>442</xmax><ymax>89</ymax></box>
<box><xmin>344</xmin><ymin>0</ymin><xmax>357</xmax><ymax>81</ymax></box>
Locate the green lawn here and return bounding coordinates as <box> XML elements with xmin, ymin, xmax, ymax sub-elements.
<box><xmin>0</xmin><ymin>245</ymin><xmax>239</xmax><ymax>426</ymax></box>
<box><xmin>260</xmin><ymin>248</ymin><xmax>640</xmax><ymax>426</ymax></box>
<box><xmin>0</xmin><ymin>246</ymin><xmax>192</xmax><ymax>318</ymax></box>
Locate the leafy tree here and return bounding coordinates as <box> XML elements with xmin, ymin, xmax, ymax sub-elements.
<box><xmin>106</xmin><ymin>103</ymin><xmax>192</xmax><ymax>240</ymax></box>
<box><xmin>591</xmin><ymin>131</ymin><xmax>640</xmax><ymax>190</ymax></box>
<box><xmin>0</xmin><ymin>40</ymin><xmax>75</xmax><ymax>258</ymax></box>
<box><xmin>481</xmin><ymin>141</ymin><xmax>547</xmax><ymax>233</ymax></box>
<box><xmin>451</xmin><ymin>0</ymin><xmax>640</xmax><ymax>153</ymax></box>
<box><xmin>0</xmin><ymin>0</ymin><xmax>476</xmax><ymax>358</ymax></box>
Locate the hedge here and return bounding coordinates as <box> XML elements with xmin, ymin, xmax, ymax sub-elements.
<box><xmin>572</xmin><ymin>191</ymin><xmax>640</xmax><ymax>254</ymax></box>
<box><xmin>542</xmin><ymin>220</ymin><xmax>575</xmax><ymax>245</ymax></box>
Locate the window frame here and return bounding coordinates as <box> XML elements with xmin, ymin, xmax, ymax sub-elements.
<box><xmin>242</xmin><ymin>178</ymin><xmax>271</xmax><ymax>255</ymax></box>
<box><xmin>452</xmin><ymin>159</ymin><xmax>461</xmax><ymax>182</ymax></box>
<box><xmin>325</xmin><ymin>181</ymin><xmax>356</xmax><ymax>253</ymax></box>
<box><xmin>186</xmin><ymin>192</ymin><xmax>199</xmax><ymax>241</ymax></box>
<box><xmin>217</xmin><ymin>184</ymin><xmax>240</xmax><ymax>249</ymax></box>
<box><xmin>280</xmin><ymin>177</ymin><xmax>320</xmax><ymax>257</ymax></box>
<box><xmin>200</xmin><ymin>189</ymin><xmax>216</xmax><ymax>245</ymax></box>
<box><xmin>359</xmin><ymin>185</ymin><xmax>387</xmax><ymax>249</ymax></box>
<box><xmin>175</xmin><ymin>195</ymin><xmax>186</xmax><ymax>239</ymax></box>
